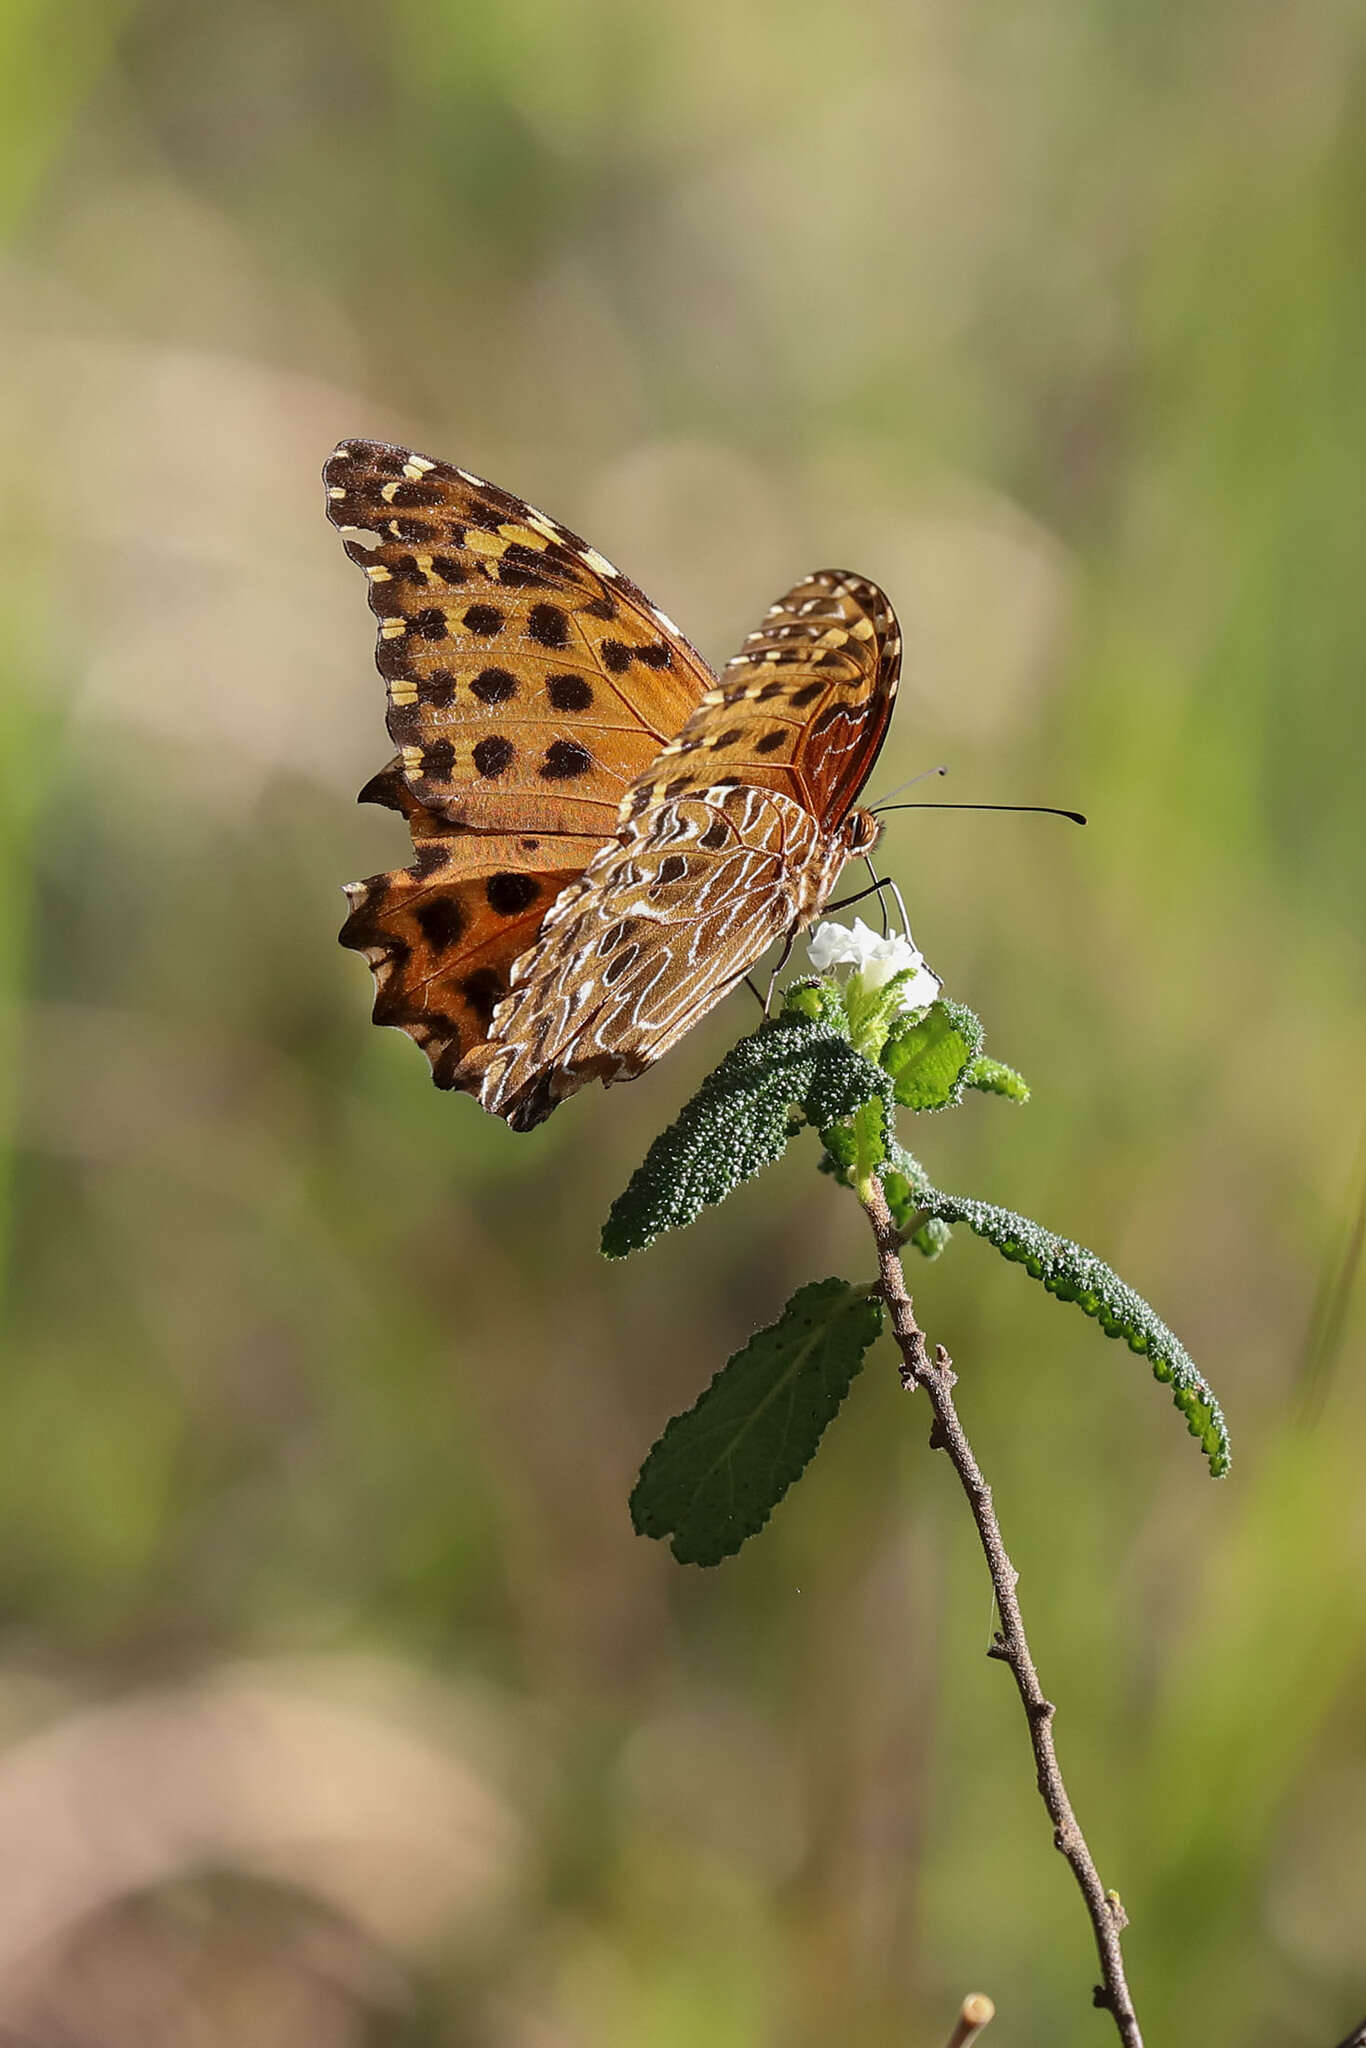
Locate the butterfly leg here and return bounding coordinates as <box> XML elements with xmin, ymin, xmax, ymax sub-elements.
<box><xmin>762</xmin><ymin>932</ymin><xmax>797</xmax><ymax>1016</ymax></box>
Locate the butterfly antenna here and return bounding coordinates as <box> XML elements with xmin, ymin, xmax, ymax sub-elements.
<box><xmin>870</xmin><ymin>763</ymin><xmax>948</xmax><ymax>808</ymax></box>
<box><xmin>875</xmin><ymin>801</ymin><xmax>1088</xmax><ymax>825</ymax></box>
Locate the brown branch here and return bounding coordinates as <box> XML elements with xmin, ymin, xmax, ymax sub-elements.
<box><xmin>860</xmin><ymin>1175</ymin><xmax>1145</xmax><ymax>2048</ymax></box>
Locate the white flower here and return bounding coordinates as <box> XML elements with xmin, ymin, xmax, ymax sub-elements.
<box><xmin>807</xmin><ymin>917</ymin><xmax>942</xmax><ymax>1011</ymax></box>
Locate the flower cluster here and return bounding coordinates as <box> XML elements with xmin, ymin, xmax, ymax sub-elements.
<box><xmin>806</xmin><ymin>917</ymin><xmax>942</xmax><ymax>1014</ymax></box>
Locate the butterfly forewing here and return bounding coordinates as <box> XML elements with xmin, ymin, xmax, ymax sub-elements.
<box><xmin>632</xmin><ymin>570</ymin><xmax>900</xmax><ymax>832</ymax></box>
<box><xmin>326</xmin><ymin>441</ymin><xmax>715</xmax><ymax>835</ymax></box>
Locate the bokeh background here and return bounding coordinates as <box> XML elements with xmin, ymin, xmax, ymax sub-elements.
<box><xmin>2</xmin><ymin>1</ymin><xmax>1364</xmax><ymax>2041</ymax></box>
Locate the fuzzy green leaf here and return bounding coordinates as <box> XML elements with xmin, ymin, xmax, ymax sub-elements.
<box><xmin>925</xmin><ymin>1190</ymin><xmax>1231</xmax><ymax>1476</ymax></box>
<box><xmin>965</xmin><ymin>1056</ymin><xmax>1031</xmax><ymax>1102</ymax></box>
<box><xmin>631</xmin><ymin>1278</ymin><xmax>884</xmax><ymax>1565</ymax></box>
<box><xmin>602</xmin><ymin>1017</ymin><xmax>889</xmax><ymax>1258</ymax></box>
<box><xmin>883</xmin><ymin>999</ymin><xmax>985</xmax><ymax>1111</ymax></box>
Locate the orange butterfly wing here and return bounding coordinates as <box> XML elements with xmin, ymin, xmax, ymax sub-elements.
<box><xmin>632</xmin><ymin>569</ymin><xmax>901</xmax><ymax>830</ymax></box>
<box><xmin>325</xmin><ymin>440</ymin><xmax>714</xmax><ymax>835</ymax></box>
<box><xmin>340</xmin><ymin>827</ymin><xmax>603</xmax><ymax>1089</ymax></box>
<box><xmin>460</xmin><ymin>573</ymin><xmax>901</xmax><ymax>1128</ymax></box>
<box><xmin>328</xmin><ymin>440</ymin><xmax>722</xmax><ymax>1088</ymax></box>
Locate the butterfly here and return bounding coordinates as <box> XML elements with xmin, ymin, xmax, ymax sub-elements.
<box><xmin>326</xmin><ymin>439</ymin><xmax>900</xmax><ymax>1130</ymax></box>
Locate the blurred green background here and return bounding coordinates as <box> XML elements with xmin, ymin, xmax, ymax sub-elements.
<box><xmin>1</xmin><ymin>0</ymin><xmax>1364</xmax><ymax>2041</ymax></box>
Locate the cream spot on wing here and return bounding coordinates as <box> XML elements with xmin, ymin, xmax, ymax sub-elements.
<box><xmin>404</xmin><ymin>456</ymin><xmax>436</xmax><ymax>477</ymax></box>
<box><xmin>651</xmin><ymin>606</ymin><xmax>681</xmax><ymax>635</ymax></box>
<box><xmin>465</xmin><ymin>529</ymin><xmax>508</xmax><ymax>557</ymax></box>
<box><xmin>366</xmin><ymin>564</ymin><xmax>391</xmax><ymax>582</ymax></box>
<box><xmin>525</xmin><ymin>511</ymin><xmax>562</xmax><ymax>541</ymax></box>
<box><xmin>579</xmin><ymin>546</ymin><xmax>619</xmax><ymax>578</ymax></box>
<box><xmin>498</xmin><ymin>521</ymin><xmax>551</xmax><ymax>551</ymax></box>
<box><xmin>380</xmin><ymin>619</ymin><xmax>406</xmax><ymax>639</ymax></box>
<box><xmin>851</xmin><ymin>616</ymin><xmax>875</xmax><ymax>641</ymax></box>
<box><xmin>401</xmin><ymin>745</ymin><xmax>424</xmax><ymax>771</ymax></box>
<box><xmin>327</xmin><ymin>486</ymin><xmax>346</xmax><ymax>500</ymax></box>
<box><xmin>818</xmin><ymin>627</ymin><xmax>849</xmax><ymax>648</ymax></box>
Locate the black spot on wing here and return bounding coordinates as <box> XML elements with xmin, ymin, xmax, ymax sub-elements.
<box><xmin>485</xmin><ymin>872</ymin><xmax>540</xmax><ymax>916</ymax></box>
<box><xmin>473</xmin><ymin>736</ymin><xmax>515</xmax><ymax>778</ymax></box>
<box><xmin>463</xmin><ymin>603</ymin><xmax>503</xmax><ymax>636</ymax></box>
<box><xmin>547</xmin><ymin>673</ymin><xmax>593</xmax><ymax>711</ymax></box>
<box><xmin>471</xmin><ymin>666</ymin><xmax>517</xmax><ymax>703</ymax></box>
<box><xmin>422</xmin><ymin>738</ymin><xmax>456</xmax><ymax>782</ymax></box>
<box><xmin>418</xmin><ymin>669</ymin><xmax>457</xmax><ymax>709</ymax></box>
<box><xmin>528</xmin><ymin>603</ymin><xmax>571</xmax><ymax>649</ymax></box>
<box><xmin>416</xmin><ymin>896</ymin><xmax>467</xmax><ymax>949</ymax></box>
<box><xmin>459</xmin><ymin>967</ymin><xmax>504</xmax><ymax>1027</ymax></box>
<box><xmin>539</xmin><ymin>739</ymin><xmax>593</xmax><ymax>781</ymax></box>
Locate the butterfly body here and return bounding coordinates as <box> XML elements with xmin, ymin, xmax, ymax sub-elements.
<box><xmin>327</xmin><ymin>440</ymin><xmax>899</xmax><ymax>1128</ymax></box>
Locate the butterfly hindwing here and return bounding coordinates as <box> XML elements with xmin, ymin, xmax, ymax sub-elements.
<box><xmin>458</xmin><ymin>784</ymin><xmax>847</xmax><ymax>1130</ymax></box>
<box><xmin>340</xmin><ymin>829</ymin><xmax>601</xmax><ymax>1088</ymax></box>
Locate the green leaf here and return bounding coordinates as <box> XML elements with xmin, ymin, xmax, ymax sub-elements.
<box><xmin>925</xmin><ymin>1190</ymin><xmax>1232</xmax><ymax>1477</ymax></box>
<box><xmin>602</xmin><ymin>1016</ymin><xmax>889</xmax><ymax>1258</ymax></box>
<box><xmin>630</xmin><ymin>1278</ymin><xmax>884</xmax><ymax>1565</ymax></box>
<box><xmin>882</xmin><ymin>999</ymin><xmax>985</xmax><ymax>1111</ymax></box>
<box><xmin>964</xmin><ymin>1056</ymin><xmax>1031</xmax><ymax>1102</ymax></box>
<box><xmin>909</xmin><ymin>1215</ymin><xmax>953</xmax><ymax>1260</ymax></box>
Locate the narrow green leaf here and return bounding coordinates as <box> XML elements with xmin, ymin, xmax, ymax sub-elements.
<box><xmin>925</xmin><ymin>1189</ymin><xmax>1231</xmax><ymax>1476</ymax></box>
<box><xmin>964</xmin><ymin>1056</ymin><xmax>1031</xmax><ymax>1102</ymax></box>
<box><xmin>602</xmin><ymin>1017</ymin><xmax>888</xmax><ymax>1258</ymax></box>
<box><xmin>631</xmin><ymin>1278</ymin><xmax>884</xmax><ymax>1566</ymax></box>
<box><xmin>883</xmin><ymin>999</ymin><xmax>985</xmax><ymax>1110</ymax></box>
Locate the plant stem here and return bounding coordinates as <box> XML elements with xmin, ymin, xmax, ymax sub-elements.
<box><xmin>859</xmin><ymin>1174</ymin><xmax>1145</xmax><ymax>2048</ymax></box>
